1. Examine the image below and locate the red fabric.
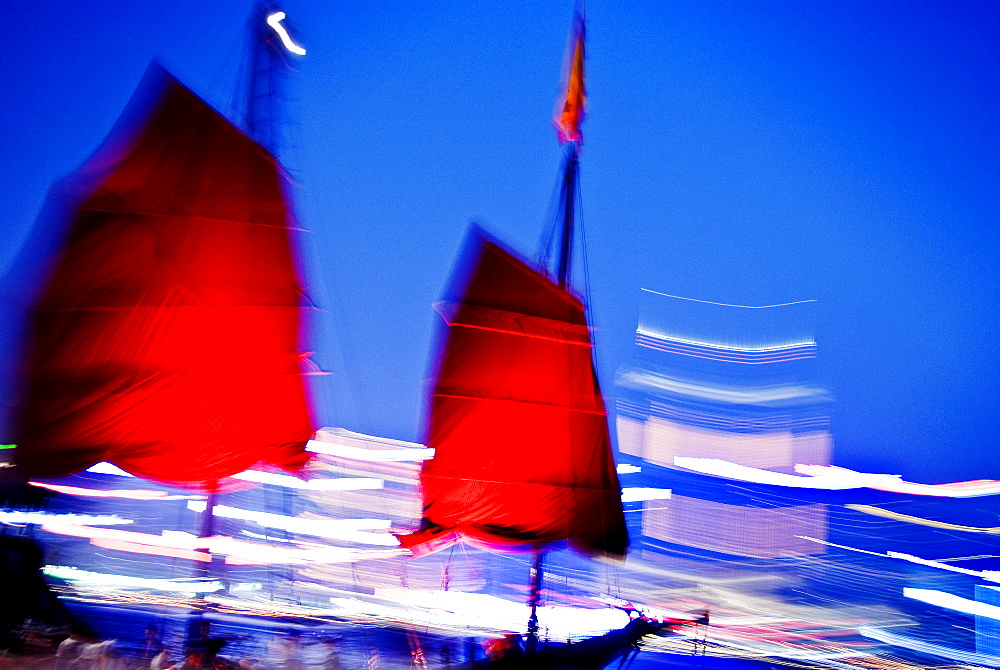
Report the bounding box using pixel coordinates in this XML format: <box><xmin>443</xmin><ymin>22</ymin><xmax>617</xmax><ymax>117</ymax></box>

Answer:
<box><xmin>12</xmin><ymin>68</ymin><xmax>315</xmax><ymax>490</ymax></box>
<box><xmin>399</xmin><ymin>233</ymin><xmax>627</xmax><ymax>558</ymax></box>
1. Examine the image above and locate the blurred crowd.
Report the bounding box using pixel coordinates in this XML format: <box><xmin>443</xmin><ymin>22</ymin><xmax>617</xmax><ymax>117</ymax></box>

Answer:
<box><xmin>0</xmin><ymin>621</ymin><xmax>348</xmax><ymax>670</ymax></box>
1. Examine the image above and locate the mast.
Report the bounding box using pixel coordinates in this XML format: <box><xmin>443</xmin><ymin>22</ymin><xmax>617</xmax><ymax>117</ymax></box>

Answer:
<box><xmin>396</xmin><ymin>6</ymin><xmax>628</xmax><ymax>657</ymax></box>
<box><xmin>242</xmin><ymin>2</ymin><xmax>306</xmax><ymax>156</ymax></box>
<box><xmin>556</xmin><ymin>145</ymin><xmax>580</xmax><ymax>290</ymax></box>
<box><xmin>529</xmin><ymin>100</ymin><xmax>580</xmax><ymax>661</ymax></box>
<box><xmin>526</xmin><ymin>549</ymin><xmax>545</xmax><ymax>653</ymax></box>
<box><xmin>529</xmin><ymin>5</ymin><xmax>585</xmax><ymax>647</ymax></box>
<box><xmin>188</xmin><ymin>5</ymin><xmax>306</xmax><ymax>640</ymax></box>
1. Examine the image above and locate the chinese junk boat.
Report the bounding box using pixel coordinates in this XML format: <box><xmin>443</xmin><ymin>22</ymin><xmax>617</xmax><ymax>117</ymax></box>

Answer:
<box><xmin>6</xmin><ymin>5</ymin><xmax>314</xmax><ymax>493</ymax></box>
<box><xmin>0</xmin><ymin>25</ymin><xmax>318</xmax><ymax>644</ymax></box>
<box><xmin>398</xmin><ymin>10</ymin><xmax>703</xmax><ymax>668</ymax></box>
<box><xmin>7</xmin><ymin>63</ymin><xmax>315</xmax><ymax>492</ymax></box>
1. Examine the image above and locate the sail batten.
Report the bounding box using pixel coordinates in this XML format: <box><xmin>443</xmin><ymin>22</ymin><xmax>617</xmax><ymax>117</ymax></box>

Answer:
<box><xmin>399</xmin><ymin>230</ymin><xmax>627</xmax><ymax>558</ymax></box>
<box><xmin>10</xmin><ymin>66</ymin><xmax>316</xmax><ymax>490</ymax></box>
<box><xmin>433</xmin><ymin>396</ymin><xmax>607</xmax><ymax>416</ymax></box>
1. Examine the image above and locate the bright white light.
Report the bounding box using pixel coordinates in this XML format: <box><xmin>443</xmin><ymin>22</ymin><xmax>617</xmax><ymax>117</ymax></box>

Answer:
<box><xmin>29</xmin><ymin>482</ymin><xmax>203</xmax><ymax>500</ymax></box>
<box><xmin>904</xmin><ymin>588</ymin><xmax>1000</xmax><ymax>620</ymax></box>
<box><xmin>331</xmin><ymin>589</ymin><xmax>631</xmax><ymax>640</ymax></box>
<box><xmin>306</xmin><ymin>439</ymin><xmax>434</xmax><ymax>462</ymax></box>
<box><xmin>266</xmin><ymin>12</ymin><xmax>306</xmax><ymax>56</ymax></box>
<box><xmin>43</xmin><ymin>565</ymin><xmax>222</xmax><ymax>594</ymax></box>
<box><xmin>42</xmin><ymin>524</ymin><xmax>404</xmax><ymax>565</ymax></box>
<box><xmin>672</xmin><ymin>458</ymin><xmax>1000</xmax><ymax>498</ymax></box>
<box><xmin>0</xmin><ymin>510</ymin><xmax>133</xmax><ymax>526</ymax></box>
<box><xmin>230</xmin><ymin>469</ymin><xmax>384</xmax><ymax>490</ymax></box>
<box><xmin>206</xmin><ymin>594</ymin><xmax>344</xmax><ymax>619</ymax></box>
<box><xmin>616</xmin><ymin>464</ymin><xmax>641</xmax><ymax>474</ymax></box>
<box><xmin>43</xmin><ymin>525</ymin><xmax>202</xmax><ymax>549</ymax></box>
<box><xmin>888</xmin><ymin>552</ymin><xmax>1000</xmax><ymax>581</ymax></box>
<box><xmin>797</xmin><ymin>464</ymin><xmax>1000</xmax><ymax>497</ymax></box>
<box><xmin>85</xmin><ymin>461</ymin><xmax>383</xmax><ymax>491</ymax></box>
<box><xmin>618</xmin><ymin>371</ymin><xmax>829</xmax><ymax>405</ymax></box>
<box><xmin>621</xmin><ymin>487</ymin><xmax>671</xmax><ymax>502</ymax></box>
<box><xmin>186</xmin><ymin>501</ymin><xmax>396</xmax><ymax>545</ymax></box>
<box><xmin>636</xmin><ymin>327</ymin><xmax>814</xmax><ymax>353</ymax></box>
<box><xmin>211</xmin><ymin>536</ymin><xmax>402</xmax><ymax>564</ymax></box>
<box><xmin>673</xmin><ymin>458</ymin><xmax>858</xmax><ymax>489</ymax></box>
<box><xmin>87</xmin><ymin>462</ymin><xmax>135</xmax><ymax>477</ymax></box>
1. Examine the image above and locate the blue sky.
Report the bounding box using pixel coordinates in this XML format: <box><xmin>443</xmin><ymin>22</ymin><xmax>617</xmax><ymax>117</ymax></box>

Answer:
<box><xmin>2</xmin><ymin>1</ymin><xmax>997</xmax><ymax>483</ymax></box>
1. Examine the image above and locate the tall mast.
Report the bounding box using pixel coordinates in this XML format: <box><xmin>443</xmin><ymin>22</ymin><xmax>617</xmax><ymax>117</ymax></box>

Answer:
<box><xmin>553</xmin><ymin>2</ymin><xmax>585</xmax><ymax>289</ymax></box>
<box><xmin>528</xmin><ymin>5</ymin><xmax>586</xmax><ymax>650</ymax></box>
<box><xmin>238</xmin><ymin>1</ymin><xmax>308</xmax><ymax>602</ymax></box>
<box><xmin>187</xmin><ymin>5</ymin><xmax>306</xmax><ymax>639</ymax></box>
<box><xmin>530</xmin><ymin>143</ymin><xmax>578</xmax><ymax>651</ymax></box>
<box><xmin>556</xmin><ymin>144</ymin><xmax>580</xmax><ymax>289</ymax></box>
<box><xmin>526</xmin><ymin>549</ymin><xmax>545</xmax><ymax>653</ymax></box>
<box><xmin>242</xmin><ymin>3</ymin><xmax>306</xmax><ymax>156</ymax></box>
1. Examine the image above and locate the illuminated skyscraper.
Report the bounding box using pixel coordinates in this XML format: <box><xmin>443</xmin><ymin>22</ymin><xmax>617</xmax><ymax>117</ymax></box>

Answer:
<box><xmin>975</xmin><ymin>585</ymin><xmax>1000</xmax><ymax>656</ymax></box>
<box><xmin>616</xmin><ymin>290</ymin><xmax>833</xmax><ymax>559</ymax></box>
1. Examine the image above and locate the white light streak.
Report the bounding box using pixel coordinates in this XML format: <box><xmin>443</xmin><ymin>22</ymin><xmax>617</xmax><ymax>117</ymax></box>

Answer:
<box><xmin>0</xmin><ymin>510</ymin><xmax>133</xmax><ymax>526</ymax></box>
<box><xmin>904</xmin><ymin>588</ymin><xmax>1000</xmax><ymax>620</ymax></box>
<box><xmin>85</xmin><ymin>461</ymin><xmax>383</xmax><ymax>491</ymax></box>
<box><xmin>230</xmin><ymin>469</ymin><xmax>384</xmax><ymax>490</ymax></box>
<box><xmin>798</xmin><ymin>536</ymin><xmax>1000</xmax><ymax>583</ymax></box>
<box><xmin>674</xmin><ymin>458</ymin><xmax>858</xmax><ymax>489</ymax></box>
<box><xmin>674</xmin><ymin>458</ymin><xmax>1000</xmax><ymax>498</ymax></box>
<box><xmin>798</xmin><ymin>464</ymin><xmax>1000</xmax><ymax>497</ymax></box>
<box><xmin>636</xmin><ymin>327</ymin><xmax>815</xmax><ymax>352</ymax></box>
<box><xmin>621</xmin><ymin>487</ymin><xmax>671</xmax><ymax>502</ymax></box>
<box><xmin>618</xmin><ymin>371</ymin><xmax>829</xmax><ymax>405</ymax></box>
<box><xmin>42</xmin><ymin>524</ymin><xmax>404</xmax><ymax>565</ymax></box>
<box><xmin>29</xmin><ymin>481</ymin><xmax>203</xmax><ymax>500</ymax></box>
<box><xmin>205</xmin><ymin>594</ymin><xmax>344</xmax><ymax>619</ymax></box>
<box><xmin>43</xmin><ymin>565</ymin><xmax>222</xmax><ymax>594</ymax></box>
<box><xmin>846</xmin><ymin>504</ymin><xmax>1000</xmax><ymax>532</ymax></box>
<box><xmin>331</xmin><ymin>589</ymin><xmax>631</xmax><ymax>640</ymax></box>
<box><xmin>87</xmin><ymin>462</ymin><xmax>135</xmax><ymax>477</ymax></box>
<box><xmin>889</xmin><ymin>551</ymin><xmax>1000</xmax><ymax>582</ymax></box>
<box><xmin>186</xmin><ymin>501</ymin><xmax>396</xmax><ymax>545</ymax></box>
<box><xmin>797</xmin><ymin>535</ymin><xmax>898</xmax><ymax>557</ymax></box>
<box><xmin>306</xmin><ymin>439</ymin><xmax>434</xmax><ymax>462</ymax></box>
<box><xmin>594</xmin><ymin>596</ymin><xmax>760</xmax><ymax>626</ymax></box>
<box><xmin>266</xmin><ymin>12</ymin><xmax>306</xmax><ymax>55</ymax></box>
<box><xmin>616</xmin><ymin>464</ymin><xmax>641</xmax><ymax>474</ymax></box>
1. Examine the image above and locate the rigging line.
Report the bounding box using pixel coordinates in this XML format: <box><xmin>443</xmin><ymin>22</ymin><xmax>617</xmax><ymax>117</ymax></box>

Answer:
<box><xmin>617</xmin><ymin>645</ymin><xmax>638</xmax><ymax>670</ymax></box>
<box><xmin>536</xmin><ymin>151</ymin><xmax>570</xmax><ymax>274</ymax></box>
<box><xmin>573</xmin><ymin>152</ymin><xmax>609</xmax><ymax>485</ymax></box>
<box><xmin>698</xmin><ymin>617</ymin><xmax>710</xmax><ymax>670</ymax></box>
<box><xmin>640</xmin><ymin>288</ymin><xmax>817</xmax><ymax>309</ymax></box>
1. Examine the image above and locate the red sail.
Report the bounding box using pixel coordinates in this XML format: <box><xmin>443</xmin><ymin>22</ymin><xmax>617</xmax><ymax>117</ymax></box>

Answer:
<box><xmin>398</xmin><ymin>231</ymin><xmax>627</xmax><ymax>558</ymax></box>
<box><xmin>10</xmin><ymin>67</ymin><xmax>315</xmax><ymax>489</ymax></box>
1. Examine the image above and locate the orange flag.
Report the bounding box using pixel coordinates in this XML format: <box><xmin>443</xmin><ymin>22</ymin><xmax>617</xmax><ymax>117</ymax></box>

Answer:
<box><xmin>555</xmin><ymin>15</ymin><xmax>585</xmax><ymax>144</ymax></box>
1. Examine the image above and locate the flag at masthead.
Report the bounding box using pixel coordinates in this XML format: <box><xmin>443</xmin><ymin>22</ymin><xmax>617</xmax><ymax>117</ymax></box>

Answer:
<box><xmin>555</xmin><ymin>9</ymin><xmax>586</xmax><ymax>145</ymax></box>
